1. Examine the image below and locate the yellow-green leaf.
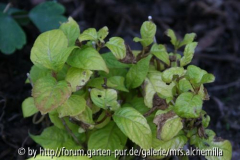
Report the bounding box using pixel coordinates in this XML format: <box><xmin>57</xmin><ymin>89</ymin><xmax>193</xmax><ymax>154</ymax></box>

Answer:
<box><xmin>90</xmin><ymin>88</ymin><xmax>120</xmax><ymax>111</ymax></box>
<box><xmin>32</xmin><ymin>76</ymin><xmax>72</xmax><ymax>114</ymax></box>
<box><xmin>88</xmin><ymin>122</ymin><xmax>127</xmax><ymax>160</ymax></box>
<box><xmin>22</xmin><ymin>97</ymin><xmax>38</xmax><ymax>118</ymax></box>
<box><xmin>56</xmin><ymin>64</ymin><xmax>70</xmax><ymax>81</ymax></box>
<box><xmin>30</xmin><ymin>29</ymin><xmax>76</xmax><ymax>71</ymax></box>
<box><xmin>65</xmin><ymin>67</ymin><xmax>93</xmax><ymax>92</ymax></box>
<box><xmin>60</xmin><ymin>17</ymin><xmax>80</xmax><ymax>46</ymax></box>
<box><xmin>48</xmin><ymin>113</ymin><xmax>79</xmax><ymax>133</ymax></box>
<box><xmin>198</xmin><ymin>84</ymin><xmax>210</xmax><ymax>100</ymax></box>
<box><xmin>162</xmin><ymin>67</ymin><xmax>185</xmax><ymax>83</ymax></box>
<box><xmin>174</xmin><ymin>92</ymin><xmax>203</xmax><ymax>118</ymax></box>
<box><xmin>101</xmin><ymin>52</ymin><xmax>130</xmax><ymax>69</ymax></box>
<box><xmin>149</xmin><ymin>117</ymin><xmax>187</xmax><ymax>159</ymax></box>
<box><xmin>78</xmin><ymin>28</ymin><xmax>97</xmax><ymax>42</ymax></box>
<box><xmin>141</xmin><ymin>21</ymin><xmax>156</xmax><ymax>39</ymax></box>
<box><xmin>97</xmin><ymin>26</ymin><xmax>109</xmax><ymax>42</ymax></box>
<box><xmin>125</xmin><ymin>96</ymin><xmax>149</xmax><ymax>115</ymax></box>
<box><xmin>178</xmin><ymin>78</ymin><xmax>194</xmax><ymax>93</ymax></box>
<box><xmin>30</xmin><ymin>126</ymin><xmax>80</xmax><ymax>149</ymax></box>
<box><xmin>126</xmin><ymin>55</ymin><xmax>152</xmax><ymax>89</ymax></box>
<box><xmin>107</xmin><ymin>76</ymin><xmax>128</xmax><ymax>92</ymax></box>
<box><xmin>166</xmin><ymin>29</ymin><xmax>178</xmax><ymax>47</ymax></box>
<box><xmin>67</xmin><ymin>47</ymin><xmax>109</xmax><ymax>73</ymax></box>
<box><xmin>113</xmin><ymin>107</ymin><xmax>152</xmax><ymax>149</ymax></box>
<box><xmin>87</xmin><ymin>76</ymin><xmax>128</xmax><ymax>92</ymax></box>
<box><xmin>106</xmin><ymin>37</ymin><xmax>126</xmax><ymax>60</ymax></box>
<box><xmin>57</xmin><ymin>95</ymin><xmax>86</xmax><ymax>117</ymax></box>
<box><xmin>144</xmin><ymin>71</ymin><xmax>175</xmax><ymax>105</ymax></box>
<box><xmin>150</xmin><ymin>44</ymin><xmax>170</xmax><ymax>66</ymax></box>
<box><xmin>74</xmin><ymin>106</ymin><xmax>94</xmax><ymax>125</ymax></box>
<box><xmin>28</xmin><ymin>65</ymin><xmax>51</xmax><ymax>84</ymax></box>
<box><xmin>143</xmin><ymin>77</ymin><xmax>156</xmax><ymax>108</ymax></box>
<box><xmin>152</xmin><ymin>133</ymin><xmax>187</xmax><ymax>159</ymax></box>
<box><xmin>153</xmin><ymin>111</ymin><xmax>183</xmax><ymax>141</ymax></box>
<box><xmin>186</xmin><ymin>65</ymin><xmax>215</xmax><ymax>87</ymax></box>
<box><xmin>180</xmin><ymin>42</ymin><xmax>198</xmax><ymax>66</ymax></box>
<box><xmin>202</xmin><ymin>110</ymin><xmax>210</xmax><ymax>128</ymax></box>
<box><xmin>179</xmin><ymin>33</ymin><xmax>196</xmax><ymax>47</ymax></box>
<box><xmin>190</xmin><ymin>129</ymin><xmax>232</xmax><ymax>160</ymax></box>
<box><xmin>134</xmin><ymin>21</ymin><xmax>156</xmax><ymax>47</ymax></box>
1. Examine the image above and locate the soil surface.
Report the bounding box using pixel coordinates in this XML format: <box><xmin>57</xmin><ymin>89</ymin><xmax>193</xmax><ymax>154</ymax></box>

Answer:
<box><xmin>0</xmin><ymin>0</ymin><xmax>240</xmax><ymax>159</ymax></box>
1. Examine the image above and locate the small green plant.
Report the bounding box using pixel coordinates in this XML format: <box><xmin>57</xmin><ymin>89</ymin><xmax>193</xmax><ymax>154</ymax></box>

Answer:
<box><xmin>22</xmin><ymin>17</ymin><xmax>232</xmax><ymax>160</ymax></box>
<box><xmin>0</xmin><ymin>1</ymin><xmax>66</xmax><ymax>54</ymax></box>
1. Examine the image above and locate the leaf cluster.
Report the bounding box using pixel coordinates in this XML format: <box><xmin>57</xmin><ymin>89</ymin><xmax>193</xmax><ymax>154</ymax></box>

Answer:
<box><xmin>22</xmin><ymin>17</ymin><xmax>232</xmax><ymax>160</ymax></box>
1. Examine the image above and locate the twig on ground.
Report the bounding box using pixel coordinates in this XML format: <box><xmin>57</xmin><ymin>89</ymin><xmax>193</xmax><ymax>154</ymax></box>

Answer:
<box><xmin>0</xmin><ymin>96</ymin><xmax>7</xmax><ymax>122</ymax></box>
<box><xmin>209</xmin><ymin>79</ymin><xmax>240</xmax><ymax>91</ymax></box>
<box><xmin>0</xmin><ymin>124</ymin><xmax>18</xmax><ymax>149</ymax></box>
<box><xmin>115</xmin><ymin>17</ymin><xmax>125</xmax><ymax>36</ymax></box>
<box><xmin>21</xmin><ymin>135</ymin><xmax>29</xmax><ymax>147</ymax></box>
<box><xmin>3</xmin><ymin>3</ymin><xmax>11</xmax><ymax>13</ymax></box>
<box><xmin>194</xmin><ymin>53</ymin><xmax>240</xmax><ymax>63</ymax></box>
<box><xmin>212</xmin><ymin>96</ymin><xmax>225</xmax><ymax>117</ymax></box>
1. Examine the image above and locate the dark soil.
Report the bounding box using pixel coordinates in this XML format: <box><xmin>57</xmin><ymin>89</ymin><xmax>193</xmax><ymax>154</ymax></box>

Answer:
<box><xmin>0</xmin><ymin>0</ymin><xmax>240</xmax><ymax>159</ymax></box>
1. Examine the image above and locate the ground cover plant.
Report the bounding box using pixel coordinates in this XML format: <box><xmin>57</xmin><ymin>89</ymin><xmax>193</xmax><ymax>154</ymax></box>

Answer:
<box><xmin>22</xmin><ymin>17</ymin><xmax>232</xmax><ymax>160</ymax></box>
<box><xmin>0</xmin><ymin>1</ymin><xmax>67</xmax><ymax>54</ymax></box>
